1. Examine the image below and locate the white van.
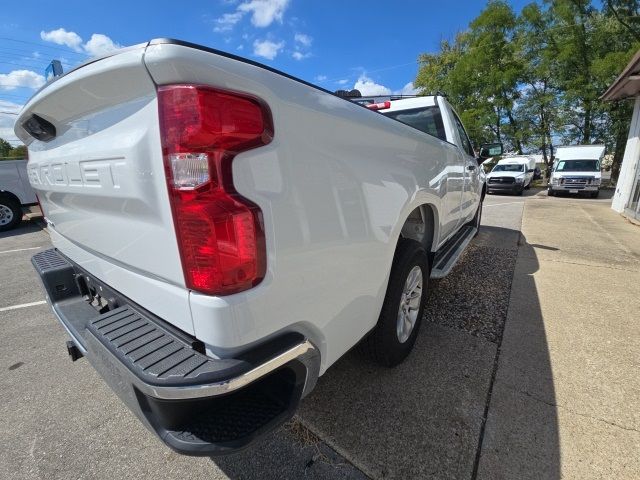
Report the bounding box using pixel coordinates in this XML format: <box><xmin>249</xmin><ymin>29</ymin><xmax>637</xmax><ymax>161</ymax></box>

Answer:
<box><xmin>548</xmin><ymin>145</ymin><xmax>605</xmax><ymax>198</ymax></box>
<box><xmin>486</xmin><ymin>156</ymin><xmax>536</xmax><ymax>195</ymax></box>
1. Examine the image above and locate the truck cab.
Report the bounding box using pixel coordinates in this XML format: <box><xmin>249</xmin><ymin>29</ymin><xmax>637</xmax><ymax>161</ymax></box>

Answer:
<box><xmin>355</xmin><ymin>95</ymin><xmax>486</xmax><ymax>240</ymax></box>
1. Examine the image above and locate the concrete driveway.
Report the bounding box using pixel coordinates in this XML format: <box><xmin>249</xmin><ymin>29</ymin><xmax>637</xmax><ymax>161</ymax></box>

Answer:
<box><xmin>0</xmin><ymin>188</ymin><xmax>638</xmax><ymax>479</ymax></box>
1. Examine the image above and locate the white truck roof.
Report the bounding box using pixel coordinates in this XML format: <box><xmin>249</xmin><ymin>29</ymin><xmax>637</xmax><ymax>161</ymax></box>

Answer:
<box><xmin>555</xmin><ymin>145</ymin><xmax>605</xmax><ymax>161</ymax></box>
<box><xmin>354</xmin><ymin>96</ymin><xmax>437</xmax><ymax>113</ymax></box>
<box><xmin>498</xmin><ymin>156</ymin><xmax>534</xmax><ymax>164</ymax></box>
<box><xmin>382</xmin><ymin>96</ymin><xmax>437</xmax><ymax>112</ymax></box>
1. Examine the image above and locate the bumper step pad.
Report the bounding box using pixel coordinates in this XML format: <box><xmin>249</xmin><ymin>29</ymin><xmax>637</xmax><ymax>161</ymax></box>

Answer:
<box><xmin>88</xmin><ymin>306</ymin><xmax>247</xmax><ymax>386</ymax></box>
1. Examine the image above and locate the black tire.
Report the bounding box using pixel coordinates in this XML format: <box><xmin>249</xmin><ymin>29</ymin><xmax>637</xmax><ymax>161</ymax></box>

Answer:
<box><xmin>517</xmin><ymin>187</ymin><xmax>524</xmax><ymax>196</ymax></box>
<box><xmin>547</xmin><ymin>188</ymin><xmax>554</xmax><ymax>197</ymax></box>
<box><xmin>0</xmin><ymin>196</ymin><xmax>22</xmax><ymax>232</ymax></box>
<box><xmin>360</xmin><ymin>239</ymin><xmax>429</xmax><ymax>367</ymax></box>
<box><xmin>590</xmin><ymin>190</ymin><xmax>599</xmax><ymax>199</ymax></box>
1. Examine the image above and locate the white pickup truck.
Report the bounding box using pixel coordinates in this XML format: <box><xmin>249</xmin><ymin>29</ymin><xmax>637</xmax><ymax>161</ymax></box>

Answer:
<box><xmin>0</xmin><ymin>159</ymin><xmax>37</xmax><ymax>231</ymax></box>
<box><xmin>15</xmin><ymin>39</ymin><xmax>499</xmax><ymax>455</ymax></box>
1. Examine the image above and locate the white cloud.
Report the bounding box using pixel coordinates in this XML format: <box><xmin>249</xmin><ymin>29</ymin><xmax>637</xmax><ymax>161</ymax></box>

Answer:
<box><xmin>0</xmin><ymin>70</ymin><xmax>45</xmax><ymax>91</ymax></box>
<box><xmin>238</xmin><ymin>0</ymin><xmax>290</xmax><ymax>27</ymax></box>
<box><xmin>292</xmin><ymin>51</ymin><xmax>310</xmax><ymax>61</ymax></box>
<box><xmin>352</xmin><ymin>75</ymin><xmax>419</xmax><ymax>97</ymax></box>
<box><xmin>337</xmin><ymin>79</ymin><xmax>349</xmax><ymax>86</ymax></box>
<box><xmin>214</xmin><ymin>12</ymin><xmax>243</xmax><ymax>32</ymax></box>
<box><xmin>0</xmin><ymin>100</ymin><xmax>23</xmax><ymax>144</ymax></box>
<box><xmin>40</xmin><ymin>28</ymin><xmax>83</xmax><ymax>52</ymax></box>
<box><xmin>397</xmin><ymin>82</ymin><xmax>418</xmax><ymax>95</ymax></box>
<box><xmin>315</xmin><ymin>75</ymin><xmax>327</xmax><ymax>82</ymax></box>
<box><xmin>41</xmin><ymin>28</ymin><xmax>121</xmax><ymax>58</ymax></box>
<box><xmin>294</xmin><ymin>33</ymin><xmax>312</xmax><ymax>47</ymax></box>
<box><xmin>353</xmin><ymin>74</ymin><xmax>391</xmax><ymax>96</ymax></box>
<box><xmin>253</xmin><ymin>39</ymin><xmax>284</xmax><ymax>60</ymax></box>
<box><xmin>83</xmin><ymin>34</ymin><xmax>122</xmax><ymax>57</ymax></box>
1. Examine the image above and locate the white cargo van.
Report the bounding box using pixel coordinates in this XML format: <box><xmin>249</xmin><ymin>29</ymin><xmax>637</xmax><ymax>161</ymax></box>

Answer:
<box><xmin>486</xmin><ymin>156</ymin><xmax>536</xmax><ymax>195</ymax></box>
<box><xmin>548</xmin><ymin>145</ymin><xmax>605</xmax><ymax>198</ymax></box>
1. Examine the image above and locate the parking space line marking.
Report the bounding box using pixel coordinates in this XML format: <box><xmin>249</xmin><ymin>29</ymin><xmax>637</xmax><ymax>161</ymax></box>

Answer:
<box><xmin>0</xmin><ymin>300</ymin><xmax>47</xmax><ymax>312</ymax></box>
<box><xmin>484</xmin><ymin>202</ymin><xmax>523</xmax><ymax>207</ymax></box>
<box><xmin>0</xmin><ymin>246</ymin><xmax>42</xmax><ymax>254</ymax></box>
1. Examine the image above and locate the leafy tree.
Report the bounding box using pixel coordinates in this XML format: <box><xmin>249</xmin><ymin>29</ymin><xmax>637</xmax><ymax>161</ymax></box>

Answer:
<box><xmin>416</xmin><ymin>1</ymin><xmax>525</xmax><ymax>152</ymax></box>
<box><xmin>8</xmin><ymin>145</ymin><xmax>27</xmax><ymax>159</ymax></box>
<box><xmin>515</xmin><ymin>3</ymin><xmax>563</xmax><ymax>164</ymax></box>
<box><xmin>0</xmin><ymin>138</ymin><xmax>12</xmax><ymax>159</ymax></box>
<box><xmin>0</xmin><ymin>139</ymin><xmax>28</xmax><ymax>160</ymax></box>
<box><xmin>414</xmin><ymin>0</ymin><xmax>640</xmax><ymax>181</ymax></box>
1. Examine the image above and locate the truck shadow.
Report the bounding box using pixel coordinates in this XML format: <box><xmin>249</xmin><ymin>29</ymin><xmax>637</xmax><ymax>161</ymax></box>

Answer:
<box><xmin>0</xmin><ymin>218</ymin><xmax>45</xmax><ymax>240</ymax></box>
<box><xmin>548</xmin><ymin>189</ymin><xmax>614</xmax><ymax>200</ymax></box>
<box><xmin>212</xmin><ymin>226</ymin><xmax>560</xmax><ymax>479</ymax></box>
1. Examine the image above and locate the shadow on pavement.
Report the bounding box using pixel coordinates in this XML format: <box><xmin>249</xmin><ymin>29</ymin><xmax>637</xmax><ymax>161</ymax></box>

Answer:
<box><xmin>246</xmin><ymin>226</ymin><xmax>560</xmax><ymax>479</ymax></box>
<box><xmin>212</xmin><ymin>425</ymin><xmax>367</xmax><ymax>480</ymax></box>
<box><xmin>475</xmin><ymin>236</ymin><xmax>560</xmax><ymax>479</ymax></box>
<box><xmin>548</xmin><ymin>189</ymin><xmax>614</xmax><ymax>200</ymax></box>
<box><xmin>0</xmin><ymin>218</ymin><xmax>44</xmax><ymax>241</ymax></box>
<box><xmin>486</xmin><ymin>188</ymin><xmax>538</xmax><ymax>198</ymax></box>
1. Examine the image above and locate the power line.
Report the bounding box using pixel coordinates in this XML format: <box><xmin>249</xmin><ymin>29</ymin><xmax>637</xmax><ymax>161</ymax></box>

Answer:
<box><xmin>0</xmin><ymin>36</ymin><xmax>88</xmax><ymax>57</ymax></box>
<box><xmin>0</xmin><ymin>61</ymin><xmax>47</xmax><ymax>70</ymax></box>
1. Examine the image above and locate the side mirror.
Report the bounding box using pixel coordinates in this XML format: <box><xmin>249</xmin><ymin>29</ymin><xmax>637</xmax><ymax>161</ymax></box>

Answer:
<box><xmin>527</xmin><ymin>169</ymin><xmax>534</xmax><ymax>173</ymax></box>
<box><xmin>478</xmin><ymin>142</ymin><xmax>503</xmax><ymax>160</ymax></box>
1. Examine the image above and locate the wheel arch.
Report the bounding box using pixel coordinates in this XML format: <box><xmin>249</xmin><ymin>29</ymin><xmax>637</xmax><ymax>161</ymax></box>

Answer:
<box><xmin>0</xmin><ymin>190</ymin><xmax>21</xmax><ymax>206</ymax></box>
<box><xmin>398</xmin><ymin>203</ymin><xmax>439</xmax><ymax>256</ymax></box>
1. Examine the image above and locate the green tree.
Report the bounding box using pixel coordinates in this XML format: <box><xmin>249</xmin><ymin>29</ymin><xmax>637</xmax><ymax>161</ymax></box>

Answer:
<box><xmin>599</xmin><ymin>0</ymin><xmax>640</xmax><ymax>180</ymax></box>
<box><xmin>515</xmin><ymin>3</ymin><xmax>563</xmax><ymax>165</ymax></box>
<box><xmin>416</xmin><ymin>1</ymin><xmax>525</xmax><ymax>152</ymax></box>
<box><xmin>8</xmin><ymin>144</ymin><xmax>27</xmax><ymax>159</ymax></box>
<box><xmin>0</xmin><ymin>139</ymin><xmax>28</xmax><ymax>161</ymax></box>
<box><xmin>0</xmin><ymin>138</ymin><xmax>12</xmax><ymax>159</ymax></box>
<box><xmin>414</xmin><ymin>0</ymin><xmax>639</xmax><ymax>178</ymax></box>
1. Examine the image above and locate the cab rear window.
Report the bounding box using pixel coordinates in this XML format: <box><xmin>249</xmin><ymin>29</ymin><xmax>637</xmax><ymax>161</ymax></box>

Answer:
<box><xmin>383</xmin><ymin>106</ymin><xmax>446</xmax><ymax>141</ymax></box>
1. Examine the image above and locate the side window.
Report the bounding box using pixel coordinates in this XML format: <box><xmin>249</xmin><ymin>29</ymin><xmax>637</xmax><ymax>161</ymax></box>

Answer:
<box><xmin>451</xmin><ymin>111</ymin><xmax>474</xmax><ymax>157</ymax></box>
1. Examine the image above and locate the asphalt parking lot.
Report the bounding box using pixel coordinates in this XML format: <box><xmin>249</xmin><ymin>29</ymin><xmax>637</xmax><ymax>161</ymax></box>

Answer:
<box><xmin>1</xmin><ymin>188</ymin><xmax>638</xmax><ymax>480</ymax></box>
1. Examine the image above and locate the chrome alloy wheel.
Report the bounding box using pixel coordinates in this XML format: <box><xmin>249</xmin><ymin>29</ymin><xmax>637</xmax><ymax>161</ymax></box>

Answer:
<box><xmin>0</xmin><ymin>204</ymin><xmax>13</xmax><ymax>226</ymax></box>
<box><xmin>396</xmin><ymin>265</ymin><xmax>423</xmax><ymax>343</ymax></box>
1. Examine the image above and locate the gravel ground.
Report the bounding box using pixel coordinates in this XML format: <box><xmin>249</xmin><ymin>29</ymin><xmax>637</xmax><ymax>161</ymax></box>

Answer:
<box><xmin>424</xmin><ymin>244</ymin><xmax>518</xmax><ymax>344</ymax></box>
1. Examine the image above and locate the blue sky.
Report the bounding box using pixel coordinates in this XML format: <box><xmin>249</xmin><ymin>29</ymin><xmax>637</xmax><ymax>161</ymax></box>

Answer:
<box><xmin>0</xmin><ymin>0</ymin><xmax>532</xmax><ymax>144</ymax></box>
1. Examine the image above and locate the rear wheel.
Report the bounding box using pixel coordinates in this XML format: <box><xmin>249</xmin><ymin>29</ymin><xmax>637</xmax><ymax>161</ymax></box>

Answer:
<box><xmin>548</xmin><ymin>188</ymin><xmax>554</xmax><ymax>197</ymax></box>
<box><xmin>0</xmin><ymin>196</ymin><xmax>21</xmax><ymax>232</ymax></box>
<box><xmin>360</xmin><ymin>239</ymin><xmax>429</xmax><ymax>367</ymax></box>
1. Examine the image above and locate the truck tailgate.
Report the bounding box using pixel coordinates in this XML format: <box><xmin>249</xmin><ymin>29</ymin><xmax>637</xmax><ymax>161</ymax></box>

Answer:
<box><xmin>15</xmin><ymin>46</ymin><xmax>193</xmax><ymax>334</ymax></box>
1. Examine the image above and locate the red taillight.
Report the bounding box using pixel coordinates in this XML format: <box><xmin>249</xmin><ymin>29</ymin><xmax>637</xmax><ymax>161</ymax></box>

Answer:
<box><xmin>158</xmin><ymin>85</ymin><xmax>272</xmax><ymax>296</ymax></box>
<box><xmin>366</xmin><ymin>101</ymin><xmax>391</xmax><ymax>111</ymax></box>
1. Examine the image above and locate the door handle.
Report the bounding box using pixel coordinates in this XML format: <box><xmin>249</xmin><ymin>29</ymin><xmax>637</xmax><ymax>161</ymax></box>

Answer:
<box><xmin>467</xmin><ymin>165</ymin><xmax>476</xmax><ymax>171</ymax></box>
